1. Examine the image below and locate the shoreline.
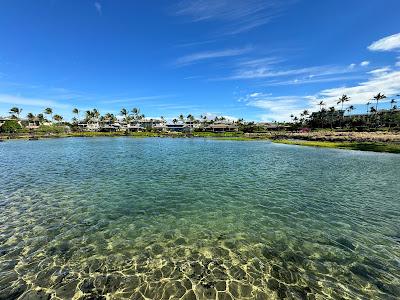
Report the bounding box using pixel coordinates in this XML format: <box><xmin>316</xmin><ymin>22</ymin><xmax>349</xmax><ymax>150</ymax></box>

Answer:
<box><xmin>1</xmin><ymin>131</ymin><xmax>400</xmax><ymax>154</ymax></box>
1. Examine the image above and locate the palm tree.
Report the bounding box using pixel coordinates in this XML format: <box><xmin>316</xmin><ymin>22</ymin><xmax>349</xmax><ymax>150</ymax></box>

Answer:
<box><xmin>9</xmin><ymin>107</ymin><xmax>23</xmax><ymax>119</ymax></box>
<box><xmin>120</xmin><ymin>108</ymin><xmax>128</xmax><ymax>118</ymax></box>
<box><xmin>85</xmin><ymin>110</ymin><xmax>93</xmax><ymax>122</ymax></box>
<box><xmin>131</xmin><ymin>108</ymin><xmax>140</xmax><ymax>120</ymax></box>
<box><xmin>346</xmin><ymin>105</ymin><xmax>355</xmax><ymax>127</ymax></box>
<box><xmin>366</xmin><ymin>101</ymin><xmax>371</xmax><ymax>114</ymax></box>
<box><xmin>390</xmin><ymin>99</ymin><xmax>397</xmax><ymax>110</ymax></box>
<box><xmin>92</xmin><ymin>109</ymin><xmax>100</xmax><ymax>120</ymax></box>
<box><xmin>373</xmin><ymin>93</ymin><xmax>386</xmax><ymax>111</ymax></box>
<box><xmin>328</xmin><ymin>106</ymin><xmax>336</xmax><ymax>129</ymax></box>
<box><xmin>72</xmin><ymin>108</ymin><xmax>80</xmax><ymax>121</ymax></box>
<box><xmin>347</xmin><ymin>105</ymin><xmax>355</xmax><ymax>114</ymax></box>
<box><xmin>26</xmin><ymin>113</ymin><xmax>35</xmax><ymax>121</ymax></box>
<box><xmin>120</xmin><ymin>108</ymin><xmax>129</xmax><ymax>124</ymax></box>
<box><xmin>337</xmin><ymin>95</ymin><xmax>350</xmax><ymax>127</ymax></box>
<box><xmin>37</xmin><ymin>113</ymin><xmax>45</xmax><ymax>124</ymax></box>
<box><xmin>44</xmin><ymin>107</ymin><xmax>53</xmax><ymax>122</ymax></box>
<box><xmin>53</xmin><ymin>114</ymin><xmax>63</xmax><ymax>123</ymax></box>
<box><xmin>320</xmin><ymin>108</ymin><xmax>327</xmax><ymax>128</ymax></box>
<box><xmin>172</xmin><ymin>118</ymin><xmax>178</xmax><ymax>124</ymax></box>
<box><xmin>337</xmin><ymin>94</ymin><xmax>350</xmax><ymax>111</ymax></box>
<box><xmin>301</xmin><ymin>110</ymin><xmax>309</xmax><ymax>125</ymax></box>
<box><xmin>318</xmin><ymin>100</ymin><xmax>326</xmax><ymax>111</ymax></box>
<box><xmin>179</xmin><ymin>114</ymin><xmax>184</xmax><ymax>122</ymax></box>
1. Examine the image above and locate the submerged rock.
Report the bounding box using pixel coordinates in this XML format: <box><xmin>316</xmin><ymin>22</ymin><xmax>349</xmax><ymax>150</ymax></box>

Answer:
<box><xmin>335</xmin><ymin>237</ymin><xmax>356</xmax><ymax>251</ymax></box>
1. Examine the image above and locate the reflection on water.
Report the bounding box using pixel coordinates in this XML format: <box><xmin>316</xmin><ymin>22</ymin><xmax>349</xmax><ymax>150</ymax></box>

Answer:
<box><xmin>0</xmin><ymin>138</ymin><xmax>399</xmax><ymax>299</ymax></box>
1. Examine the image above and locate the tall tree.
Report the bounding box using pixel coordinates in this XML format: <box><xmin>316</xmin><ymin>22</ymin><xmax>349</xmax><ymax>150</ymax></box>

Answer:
<box><xmin>390</xmin><ymin>99</ymin><xmax>397</xmax><ymax>109</ymax></box>
<box><xmin>72</xmin><ymin>108</ymin><xmax>80</xmax><ymax>121</ymax></box>
<box><xmin>337</xmin><ymin>94</ymin><xmax>350</xmax><ymax>111</ymax></box>
<box><xmin>26</xmin><ymin>113</ymin><xmax>35</xmax><ymax>121</ymax></box>
<box><xmin>318</xmin><ymin>100</ymin><xmax>326</xmax><ymax>111</ymax></box>
<box><xmin>9</xmin><ymin>107</ymin><xmax>23</xmax><ymax>119</ymax></box>
<box><xmin>37</xmin><ymin>113</ymin><xmax>45</xmax><ymax>124</ymax></box>
<box><xmin>366</xmin><ymin>101</ymin><xmax>371</xmax><ymax>114</ymax></box>
<box><xmin>44</xmin><ymin>107</ymin><xmax>53</xmax><ymax>122</ymax></box>
<box><xmin>53</xmin><ymin>114</ymin><xmax>63</xmax><ymax>123</ymax></box>
<box><xmin>373</xmin><ymin>93</ymin><xmax>386</xmax><ymax>111</ymax></box>
<box><xmin>337</xmin><ymin>95</ymin><xmax>350</xmax><ymax>127</ymax></box>
<box><xmin>131</xmin><ymin>108</ymin><xmax>140</xmax><ymax>120</ymax></box>
<box><xmin>328</xmin><ymin>106</ymin><xmax>335</xmax><ymax>129</ymax></box>
<box><xmin>120</xmin><ymin>108</ymin><xmax>129</xmax><ymax>123</ymax></box>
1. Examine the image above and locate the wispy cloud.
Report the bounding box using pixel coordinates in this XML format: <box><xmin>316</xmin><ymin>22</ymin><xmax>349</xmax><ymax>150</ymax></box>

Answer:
<box><xmin>94</xmin><ymin>2</ymin><xmax>102</xmax><ymax>15</ymax></box>
<box><xmin>368</xmin><ymin>33</ymin><xmax>400</xmax><ymax>52</ymax></box>
<box><xmin>262</xmin><ymin>74</ymin><xmax>366</xmax><ymax>86</ymax></box>
<box><xmin>218</xmin><ymin>61</ymin><xmax>358</xmax><ymax>83</ymax></box>
<box><xmin>101</xmin><ymin>95</ymin><xmax>175</xmax><ymax>104</ymax></box>
<box><xmin>174</xmin><ymin>47</ymin><xmax>251</xmax><ymax>66</ymax></box>
<box><xmin>0</xmin><ymin>94</ymin><xmax>70</xmax><ymax>109</ymax></box>
<box><xmin>172</xmin><ymin>0</ymin><xmax>296</xmax><ymax>35</ymax></box>
<box><xmin>360</xmin><ymin>61</ymin><xmax>370</xmax><ymax>67</ymax></box>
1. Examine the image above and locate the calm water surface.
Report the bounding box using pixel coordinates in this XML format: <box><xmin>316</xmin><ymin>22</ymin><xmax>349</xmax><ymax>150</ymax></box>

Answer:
<box><xmin>0</xmin><ymin>137</ymin><xmax>399</xmax><ymax>300</ymax></box>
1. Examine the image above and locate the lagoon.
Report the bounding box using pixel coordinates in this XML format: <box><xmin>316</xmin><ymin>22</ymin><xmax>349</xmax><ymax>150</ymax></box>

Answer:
<box><xmin>0</xmin><ymin>137</ymin><xmax>399</xmax><ymax>299</ymax></box>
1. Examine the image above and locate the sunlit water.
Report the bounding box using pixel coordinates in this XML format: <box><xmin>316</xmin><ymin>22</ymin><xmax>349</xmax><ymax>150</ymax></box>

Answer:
<box><xmin>0</xmin><ymin>137</ymin><xmax>399</xmax><ymax>300</ymax></box>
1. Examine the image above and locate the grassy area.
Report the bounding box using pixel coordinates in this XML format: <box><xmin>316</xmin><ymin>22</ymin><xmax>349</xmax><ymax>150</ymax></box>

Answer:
<box><xmin>273</xmin><ymin>139</ymin><xmax>400</xmax><ymax>154</ymax></box>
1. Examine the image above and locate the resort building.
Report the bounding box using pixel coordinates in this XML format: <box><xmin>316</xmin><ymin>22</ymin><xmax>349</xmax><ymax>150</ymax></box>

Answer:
<box><xmin>206</xmin><ymin>122</ymin><xmax>238</xmax><ymax>132</ymax></box>
<box><xmin>166</xmin><ymin>122</ymin><xmax>186</xmax><ymax>132</ymax></box>
<box><xmin>78</xmin><ymin>122</ymin><xmax>101</xmax><ymax>131</ymax></box>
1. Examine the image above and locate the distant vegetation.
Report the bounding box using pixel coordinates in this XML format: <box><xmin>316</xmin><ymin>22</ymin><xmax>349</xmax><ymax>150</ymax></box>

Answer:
<box><xmin>1</xmin><ymin>93</ymin><xmax>400</xmax><ymax>136</ymax></box>
<box><xmin>290</xmin><ymin>93</ymin><xmax>400</xmax><ymax>131</ymax></box>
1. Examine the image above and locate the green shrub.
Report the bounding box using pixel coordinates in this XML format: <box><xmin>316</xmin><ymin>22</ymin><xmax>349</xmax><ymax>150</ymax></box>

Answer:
<box><xmin>0</xmin><ymin>120</ymin><xmax>22</xmax><ymax>133</ymax></box>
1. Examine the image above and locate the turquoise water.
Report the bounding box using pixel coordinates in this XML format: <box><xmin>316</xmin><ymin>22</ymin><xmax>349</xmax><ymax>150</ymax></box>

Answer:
<box><xmin>0</xmin><ymin>137</ymin><xmax>399</xmax><ymax>300</ymax></box>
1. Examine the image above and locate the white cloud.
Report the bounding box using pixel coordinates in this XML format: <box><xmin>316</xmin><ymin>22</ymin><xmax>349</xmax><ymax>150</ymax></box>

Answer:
<box><xmin>94</xmin><ymin>2</ymin><xmax>102</xmax><ymax>15</ymax></box>
<box><xmin>349</xmin><ymin>63</ymin><xmax>356</xmax><ymax>69</ymax></box>
<box><xmin>241</xmin><ymin>68</ymin><xmax>400</xmax><ymax>121</ymax></box>
<box><xmin>368</xmin><ymin>67</ymin><xmax>391</xmax><ymax>75</ymax></box>
<box><xmin>396</xmin><ymin>57</ymin><xmax>400</xmax><ymax>67</ymax></box>
<box><xmin>202</xmin><ymin>112</ymin><xmax>238</xmax><ymax>121</ymax></box>
<box><xmin>240</xmin><ymin>92</ymin><xmax>316</xmax><ymax>122</ymax></box>
<box><xmin>174</xmin><ymin>47</ymin><xmax>251</xmax><ymax>66</ymax></box>
<box><xmin>368</xmin><ymin>33</ymin><xmax>400</xmax><ymax>52</ymax></box>
<box><xmin>360</xmin><ymin>61</ymin><xmax>370</xmax><ymax>67</ymax></box>
<box><xmin>0</xmin><ymin>94</ymin><xmax>70</xmax><ymax>109</ymax></box>
<box><xmin>319</xmin><ymin>70</ymin><xmax>400</xmax><ymax>106</ymax></box>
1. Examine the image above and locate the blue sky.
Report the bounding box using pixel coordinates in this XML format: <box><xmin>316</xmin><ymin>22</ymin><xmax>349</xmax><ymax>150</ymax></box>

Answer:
<box><xmin>0</xmin><ymin>0</ymin><xmax>400</xmax><ymax>121</ymax></box>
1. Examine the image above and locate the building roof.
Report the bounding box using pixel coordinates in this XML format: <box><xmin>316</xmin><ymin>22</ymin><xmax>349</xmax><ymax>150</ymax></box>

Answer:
<box><xmin>208</xmin><ymin>123</ymin><xmax>238</xmax><ymax>129</ymax></box>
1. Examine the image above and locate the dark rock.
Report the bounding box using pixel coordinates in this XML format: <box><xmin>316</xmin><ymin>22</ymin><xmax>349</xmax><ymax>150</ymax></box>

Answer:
<box><xmin>19</xmin><ymin>289</ymin><xmax>51</xmax><ymax>300</ymax></box>
<box><xmin>335</xmin><ymin>237</ymin><xmax>355</xmax><ymax>251</ymax></box>
<box><xmin>349</xmin><ymin>264</ymin><xmax>373</xmax><ymax>279</ymax></box>
<box><xmin>262</xmin><ymin>247</ymin><xmax>278</xmax><ymax>260</ymax></box>
<box><xmin>175</xmin><ymin>237</ymin><xmax>186</xmax><ymax>245</ymax></box>
<box><xmin>267</xmin><ymin>278</ymin><xmax>287</xmax><ymax>299</ymax></box>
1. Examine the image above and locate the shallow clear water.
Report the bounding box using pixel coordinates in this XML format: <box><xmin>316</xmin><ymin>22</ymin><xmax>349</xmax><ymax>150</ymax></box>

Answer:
<box><xmin>0</xmin><ymin>137</ymin><xmax>399</xmax><ymax>300</ymax></box>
